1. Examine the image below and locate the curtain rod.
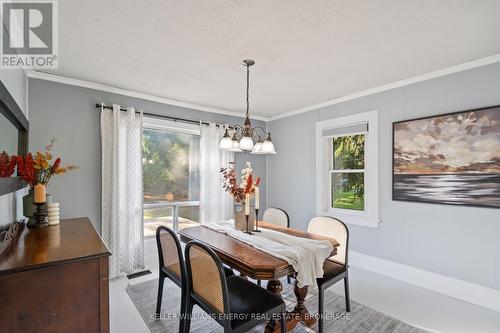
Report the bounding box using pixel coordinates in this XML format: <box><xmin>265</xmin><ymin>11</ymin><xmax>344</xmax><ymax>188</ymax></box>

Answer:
<box><xmin>95</xmin><ymin>103</ymin><xmax>228</xmax><ymax>127</ymax></box>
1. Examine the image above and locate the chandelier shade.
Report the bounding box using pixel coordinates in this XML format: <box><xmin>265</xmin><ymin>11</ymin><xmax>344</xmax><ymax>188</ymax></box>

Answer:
<box><xmin>229</xmin><ymin>133</ymin><xmax>242</xmax><ymax>152</ymax></box>
<box><xmin>219</xmin><ymin>128</ymin><xmax>233</xmax><ymax>150</ymax></box>
<box><xmin>239</xmin><ymin>135</ymin><xmax>254</xmax><ymax>151</ymax></box>
<box><xmin>262</xmin><ymin>139</ymin><xmax>276</xmax><ymax>154</ymax></box>
<box><xmin>251</xmin><ymin>141</ymin><xmax>263</xmax><ymax>154</ymax></box>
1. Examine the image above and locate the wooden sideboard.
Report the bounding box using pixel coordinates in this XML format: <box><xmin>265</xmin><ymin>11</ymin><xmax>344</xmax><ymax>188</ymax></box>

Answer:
<box><xmin>0</xmin><ymin>217</ymin><xmax>111</xmax><ymax>333</ymax></box>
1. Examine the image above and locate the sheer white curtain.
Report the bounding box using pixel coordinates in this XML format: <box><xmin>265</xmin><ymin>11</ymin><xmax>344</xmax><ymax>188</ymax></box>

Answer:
<box><xmin>200</xmin><ymin>124</ymin><xmax>234</xmax><ymax>224</ymax></box>
<box><xmin>101</xmin><ymin>104</ymin><xmax>144</xmax><ymax>278</ymax></box>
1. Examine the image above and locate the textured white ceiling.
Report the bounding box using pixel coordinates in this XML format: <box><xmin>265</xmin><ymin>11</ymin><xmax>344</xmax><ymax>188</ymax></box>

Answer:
<box><xmin>44</xmin><ymin>0</ymin><xmax>500</xmax><ymax>118</ymax></box>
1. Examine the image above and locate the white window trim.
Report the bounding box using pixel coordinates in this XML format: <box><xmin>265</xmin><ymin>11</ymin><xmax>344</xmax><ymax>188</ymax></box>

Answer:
<box><xmin>143</xmin><ymin>116</ymin><xmax>200</xmax><ymax>135</ymax></box>
<box><xmin>315</xmin><ymin>110</ymin><xmax>380</xmax><ymax>228</ymax></box>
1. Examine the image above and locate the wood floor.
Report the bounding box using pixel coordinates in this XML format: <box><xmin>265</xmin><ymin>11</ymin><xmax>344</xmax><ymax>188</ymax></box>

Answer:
<box><xmin>110</xmin><ymin>265</ymin><xmax>500</xmax><ymax>333</ymax></box>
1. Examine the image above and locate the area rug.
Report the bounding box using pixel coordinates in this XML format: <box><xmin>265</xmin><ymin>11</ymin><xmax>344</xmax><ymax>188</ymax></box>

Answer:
<box><xmin>126</xmin><ymin>277</ymin><xmax>427</xmax><ymax>333</ymax></box>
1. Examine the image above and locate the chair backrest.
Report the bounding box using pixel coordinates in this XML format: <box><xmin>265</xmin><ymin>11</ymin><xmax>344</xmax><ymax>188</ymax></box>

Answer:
<box><xmin>307</xmin><ymin>216</ymin><xmax>349</xmax><ymax>266</ymax></box>
<box><xmin>185</xmin><ymin>241</ymin><xmax>229</xmax><ymax>315</ymax></box>
<box><xmin>156</xmin><ymin>226</ymin><xmax>184</xmax><ymax>282</ymax></box>
<box><xmin>262</xmin><ymin>207</ymin><xmax>290</xmax><ymax>228</ymax></box>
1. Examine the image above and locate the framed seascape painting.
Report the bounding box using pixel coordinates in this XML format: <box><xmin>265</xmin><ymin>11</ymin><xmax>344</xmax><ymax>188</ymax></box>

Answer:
<box><xmin>393</xmin><ymin>105</ymin><xmax>500</xmax><ymax>208</ymax></box>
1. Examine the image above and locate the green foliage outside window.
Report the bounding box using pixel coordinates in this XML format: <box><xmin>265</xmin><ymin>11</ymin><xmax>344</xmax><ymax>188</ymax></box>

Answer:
<box><xmin>332</xmin><ymin>134</ymin><xmax>365</xmax><ymax>211</ymax></box>
<box><xmin>142</xmin><ymin>129</ymin><xmax>200</xmax><ymax>202</ymax></box>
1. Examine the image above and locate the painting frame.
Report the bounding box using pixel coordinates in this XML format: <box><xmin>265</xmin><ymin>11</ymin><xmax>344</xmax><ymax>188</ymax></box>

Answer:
<box><xmin>392</xmin><ymin>104</ymin><xmax>500</xmax><ymax>209</ymax></box>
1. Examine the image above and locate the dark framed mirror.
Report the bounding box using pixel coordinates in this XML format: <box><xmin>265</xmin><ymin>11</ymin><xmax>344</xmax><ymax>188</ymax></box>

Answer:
<box><xmin>0</xmin><ymin>80</ymin><xmax>29</xmax><ymax>196</ymax></box>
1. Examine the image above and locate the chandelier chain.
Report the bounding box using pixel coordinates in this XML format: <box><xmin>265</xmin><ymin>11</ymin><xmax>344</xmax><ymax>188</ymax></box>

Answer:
<box><xmin>246</xmin><ymin>63</ymin><xmax>250</xmax><ymax>117</ymax></box>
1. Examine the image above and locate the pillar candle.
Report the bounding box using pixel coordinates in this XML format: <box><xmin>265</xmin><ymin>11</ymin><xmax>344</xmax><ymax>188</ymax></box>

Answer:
<box><xmin>34</xmin><ymin>183</ymin><xmax>46</xmax><ymax>203</ymax></box>
<box><xmin>254</xmin><ymin>186</ymin><xmax>259</xmax><ymax>210</ymax></box>
<box><xmin>245</xmin><ymin>193</ymin><xmax>250</xmax><ymax>215</ymax></box>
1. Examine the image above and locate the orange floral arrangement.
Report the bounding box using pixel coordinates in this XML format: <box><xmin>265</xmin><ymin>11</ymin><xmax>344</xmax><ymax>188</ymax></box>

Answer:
<box><xmin>220</xmin><ymin>162</ymin><xmax>260</xmax><ymax>204</ymax></box>
<box><xmin>17</xmin><ymin>139</ymin><xmax>78</xmax><ymax>187</ymax></box>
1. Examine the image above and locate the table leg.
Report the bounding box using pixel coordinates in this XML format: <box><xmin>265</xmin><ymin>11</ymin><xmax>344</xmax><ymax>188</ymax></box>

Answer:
<box><xmin>265</xmin><ymin>280</ymin><xmax>283</xmax><ymax>333</ymax></box>
<box><xmin>264</xmin><ymin>279</ymin><xmax>316</xmax><ymax>333</ymax></box>
<box><xmin>291</xmin><ymin>281</ymin><xmax>316</xmax><ymax>328</ymax></box>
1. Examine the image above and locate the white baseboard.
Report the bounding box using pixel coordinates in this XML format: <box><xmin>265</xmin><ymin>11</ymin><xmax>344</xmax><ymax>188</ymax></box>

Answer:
<box><xmin>349</xmin><ymin>251</ymin><xmax>500</xmax><ymax>313</ymax></box>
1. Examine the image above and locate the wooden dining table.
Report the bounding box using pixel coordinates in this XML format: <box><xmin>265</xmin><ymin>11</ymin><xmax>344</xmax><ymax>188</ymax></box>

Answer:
<box><xmin>178</xmin><ymin>221</ymin><xmax>340</xmax><ymax>333</ymax></box>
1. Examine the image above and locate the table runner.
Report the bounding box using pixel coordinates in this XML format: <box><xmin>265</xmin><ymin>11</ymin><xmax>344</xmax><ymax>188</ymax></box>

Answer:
<box><xmin>204</xmin><ymin>220</ymin><xmax>333</xmax><ymax>289</ymax></box>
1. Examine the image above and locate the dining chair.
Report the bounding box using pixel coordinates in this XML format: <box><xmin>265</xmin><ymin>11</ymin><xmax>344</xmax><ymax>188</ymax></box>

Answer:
<box><xmin>155</xmin><ymin>226</ymin><xmax>188</xmax><ymax>331</ymax></box>
<box><xmin>182</xmin><ymin>241</ymin><xmax>286</xmax><ymax>333</ymax></box>
<box><xmin>262</xmin><ymin>207</ymin><xmax>290</xmax><ymax>228</ymax></box>
<box><xmin>308</xmin><ymin>216</ymin><xmax>350</xmax><ymax>333</ymax></box>
<box><xmin>155</xmin><ymin>226</ymin><xmax>234</xmax><ymax>331</ymax></box>
<box><xmin>259</xmin><ymin>207</ymin><xmax>291</xmax><ymax>286</ymax></box>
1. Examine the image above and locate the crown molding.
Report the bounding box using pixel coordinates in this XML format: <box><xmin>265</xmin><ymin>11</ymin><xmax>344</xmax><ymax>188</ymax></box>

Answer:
<box><xmin>26</xmin><ymin>70</ymin><xmax>269</xmax><ymax>121</ymax></box>
<box><xmin>268</xmin><ymin>53</ymin><xmax>500</xmax><ymax>121</ymax></box>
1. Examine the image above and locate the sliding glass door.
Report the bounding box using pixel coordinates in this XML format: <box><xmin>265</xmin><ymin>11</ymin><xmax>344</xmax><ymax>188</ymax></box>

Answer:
<box><xmin>142</xmin><ymin>120</ymin><xmax>200</xmax><ymax>237</ymax></box>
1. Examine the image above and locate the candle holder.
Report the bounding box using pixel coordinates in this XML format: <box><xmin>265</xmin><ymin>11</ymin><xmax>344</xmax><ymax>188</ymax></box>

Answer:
<box><xmin>244</xmin><ymin>214</ymin><xmax>253</xmax><ymax>235</ymax></box>
<box><xmin>30</xmin><ymin>202</ymin><xmax>48</xmax><ymax>228</ymax></box>
<box><xmin>253</xmin><ymin>208</ymin><xmax>261</xmax><ymax>232</ymax></box>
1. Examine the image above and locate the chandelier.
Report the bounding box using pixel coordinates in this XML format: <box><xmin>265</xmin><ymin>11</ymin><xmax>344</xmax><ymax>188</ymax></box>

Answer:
<box><xmin>219</xmin><ymin>60</ymin><xmax>276</xmax><ymax>154</ymax></box>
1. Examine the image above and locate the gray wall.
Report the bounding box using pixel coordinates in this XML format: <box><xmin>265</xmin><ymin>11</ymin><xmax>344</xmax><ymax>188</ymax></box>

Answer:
<box><xmin>28</xmin><ymin>78</ymin><xmax>267</xmax><ymax>231</ymax></box>
<box><xmin>267</xmin><ymin>62</ymin><xmax>500</xmax><ymax>290</ymax></box>
<box><xmin>0</xmin><ymin>68</ymin><xmax>27</xmax><ymax>114</ymax></box>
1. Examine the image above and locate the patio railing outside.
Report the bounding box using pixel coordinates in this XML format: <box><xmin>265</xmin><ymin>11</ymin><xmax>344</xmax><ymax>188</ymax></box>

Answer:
<box><xmin>143</xmin><ymin>201</ymin><xmax>200</xmax><ymax>237</ymax></box>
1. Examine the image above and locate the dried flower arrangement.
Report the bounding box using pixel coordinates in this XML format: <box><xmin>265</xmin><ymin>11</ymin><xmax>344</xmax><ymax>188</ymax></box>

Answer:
<box><xmin>220</xmin><ymin>161</ymin><xmax>260</xmax><ymax>204</ymax></box>
<box><xmin>17</xmin><ymin>139</ymin><xmax>78</xmax><ymax>187</ymax></box>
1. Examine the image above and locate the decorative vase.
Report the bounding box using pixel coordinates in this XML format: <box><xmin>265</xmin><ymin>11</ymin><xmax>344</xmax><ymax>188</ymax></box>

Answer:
<box><xmin>234</xmin><ymin>204</ymin><xmax>255</xmax><ymax>232</ymax></box>
<box><xmin>23</xmin><ymin>189</ymin><xmax>50</xmax><ymax>225</ymax></box>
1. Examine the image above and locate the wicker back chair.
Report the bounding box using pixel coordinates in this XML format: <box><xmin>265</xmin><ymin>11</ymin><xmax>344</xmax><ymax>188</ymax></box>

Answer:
<box><xmin>155</xmin><ymin>226</ymin><xmax>188</xmax><ymax>331</ymax></box>
<box><xmin>307</xmin><ymin>216</ymin><xmax>350</xmax><ymax>333</ymax></box>
<box><xmin>183</xmin><ymin>241</ymin><xmax>286</xmax><ymax>333</ymax></box>
<box><xmin>157</xmin><ymin>226</ymin><xmax>185</xmax><ymax>282</ymax></box>
<box><xmin>186</xmin><ymin>243</ymin><xmax>227</xmax><ymax>313</ymax></box>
